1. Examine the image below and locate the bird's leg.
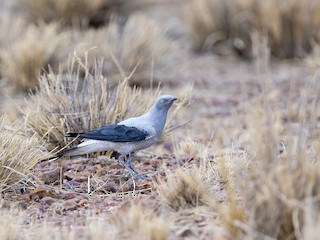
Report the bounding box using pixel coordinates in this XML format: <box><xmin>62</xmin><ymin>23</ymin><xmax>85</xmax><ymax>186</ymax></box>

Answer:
<box><xmin>118</xmin><ymin>154</ymin><xmax>138</xmax><ymax>178</ymax></box>
<box><xmin>127</xmin><ymin>152</ymin><xmax>137</xmax><ymax>173</ymax></box>
<box><xmin>127</xmin><ymin>153</ymin><xmax>146</xmax><ymax>180</ymax></box>
<box><xmin>117</xmin><ymin>154</ymin><xmax>126</xmax><ymax>168</ymax></box>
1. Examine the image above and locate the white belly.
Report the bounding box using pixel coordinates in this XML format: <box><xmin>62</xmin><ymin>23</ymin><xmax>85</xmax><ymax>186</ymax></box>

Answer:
<box><xmin>77</xmin><ymin>136</ymin><xmax>158</xmax><ymax>155</ymax></box>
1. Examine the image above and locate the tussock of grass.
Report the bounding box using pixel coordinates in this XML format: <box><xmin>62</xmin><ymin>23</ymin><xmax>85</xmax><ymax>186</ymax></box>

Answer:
<box><xmin>203</xmin><ymin>150</ymin><xmax>247</xmax><ymax>239</ymax></box>
<box><xmin>65</xmin><ymin>13</ymin><xmax>182</xmax><ymax>87</ymax></box>
<box><xmin>102</xmin><ymin>14</ymin><xmax>181</xmax><ymax>87</ymax></box>
<box><xmin>184</xmin><ymin>0</ymin><xmax>320</xmax><ymax>58</ymax></box>
<box><xmin>1</xmin><ymin>12</ymin><xmax>182</xmax><ymax>93</ymax></box>
<box><xmin>17</xmin><ymin>0</ymin><xmax>163</xmax><ymax>29</ymax></box>
<box><xmin>17</xmin><ymin>0</ymin><xmax>106</xmax><ymax>28</ymax></box>
<box><xmin>156</xmin><ymin>161</ymin><xmax>218</xmax><ymax>211</ymax></box>
<box><xmin>159</xmin><ymin>168</ymin><xmax>211</xmax><ymax>210</ymax></box>
<box><xmin>0</xmin><ymin>23</ymin><xmax>60</xmax><ymax>92</ymax></box>
<box><xmin>0</xmin><ymin>116</ymin><xmax>46</xmax><ymax>192</ymax></box>
<box><xmin>109</xmin><ymin>201</ymin><xmax>168</xmax><ymax>240</ymax></box>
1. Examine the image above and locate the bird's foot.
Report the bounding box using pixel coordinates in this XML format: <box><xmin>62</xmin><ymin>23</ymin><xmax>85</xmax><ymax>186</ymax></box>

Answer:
<box><xmin>128</xmin><ymin>165</ymin><xmax>147</xmax><ymax>180</ymax></box>
<box><xmin>133</xmin><ymin>173</ymin><xmax>147</xmax><ymax>180</ymax></box>
<box><xmin>127</xmin><ymin>168</ymin><xmax>147</xmax><ymax>180</ymax></box>
<box><xmin>118</xmin><ymin>154</ymin><xmax>147</xmax><ymax>180</ymax></box>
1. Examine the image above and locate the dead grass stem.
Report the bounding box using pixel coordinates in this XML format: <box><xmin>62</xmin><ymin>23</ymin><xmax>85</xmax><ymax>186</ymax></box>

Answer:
<box><xmin>0</xmin><ymin>116</ymin><xmax>47</xmax><ymax>193</ymax></box>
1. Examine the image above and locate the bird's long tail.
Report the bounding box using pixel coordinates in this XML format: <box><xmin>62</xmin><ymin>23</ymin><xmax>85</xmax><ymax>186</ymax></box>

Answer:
<box><xmin>39</xmin><ymin>146</ymin><xmax>80</xmax><ymax>163</ymax></box>
<box><xmin>64</xmin><ymin>132</ymin><xmax>81</xmax><ymax>138</ymax></box>
<box><xmin>39</xmin><ymin>132</ymin><xmax>82</xmax><ymax>163</ymax></box>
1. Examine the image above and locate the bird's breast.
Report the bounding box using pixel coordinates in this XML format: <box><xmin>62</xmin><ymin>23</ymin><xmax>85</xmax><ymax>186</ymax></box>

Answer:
<box><xmin>113</xmin><ymin>135</ymin><xmax>159</xmax><ymax>154</ymax></box>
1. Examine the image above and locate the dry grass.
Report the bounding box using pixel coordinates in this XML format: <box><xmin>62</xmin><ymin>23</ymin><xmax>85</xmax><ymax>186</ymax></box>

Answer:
<box><xmin>156</xmin><ymin>138</ymin><xmax>220</xmax><ymax>211</ymax></box>
<box><xmin>62</xmin><ymin>13</ymin><xmax>182</xmax><ymax>87</ymax></box>
<box><xmin>16</xmin><ymin>0</ymin><xmax>159</xmax><ymax>29</ymax></box>
<box><xmin>212</xmin><ymin>151</ymin><xmax>247</xmax><ymax>239</ymax></box>
<box><xmin>231</xmin><ymin>99</ymin><xmax>320</xmax><ymax>239</ymax></box>
<box><xmin>184</xmin><ymin>0</ymin><xmax>320</xmax><ymax>58</ymax></box>
<box><xmin>0</xmin><ymin>12</ymin><xmax>27</xmax><ymax>47</ymax></box>
<box><xmin>109</xmin><ymin>200</ymin><xmax>168</xmax><ymax>240</ymax></box>
<box><xmin>0</xmin><ymin>204</ymin><xmax>108</xmax><ymax>240</ymax></box>
<box><xmin>101</xmin><ymin>14</ymin><xmax>182</xmax><ymax>87</ymax></box>
<box><xmin>302</xmin><ymin>206</ymin><xmax>320</xmax><ymax>240</ymax></box>
<box><xmin>172</xmin><ymin>140</ymin><xmax>249</xmax><ymax>239</ymax></box>
<box><xmin>17</xmin><ymin>0</ymin><xmax>106</xmax><ymax>28</ymax></box>
<box><xmin>0</xmin><ymin>23</ymin><xmax>61</xmax><ymax>92</ymax></box>
<box><xmin>218</xmin><ymin>40</ymin><xmax>320</xmax><ymax>239</ymax></box>
<box><xmin>157</xmin><ymin>167</ymin><xmax>214</xmax><ymax>211</ymax></box>
<box><xmin>0</xmin><ymin>11</ymin><xmax>182</xmax><ymax>94</ymax></box>
<box><xmin>0</xmin><ymin>116</ymin><xmax>47</xmax><ymax>193</ymax></box>
<box><xmin>0</xmin><ymin>205</ymin><xmax>24</xmax><ymax>239</ymax></box>
<box><xmin>0</xmin><ymin>201</ymin><xmax>167</xmax><ymax>240</ymax></box>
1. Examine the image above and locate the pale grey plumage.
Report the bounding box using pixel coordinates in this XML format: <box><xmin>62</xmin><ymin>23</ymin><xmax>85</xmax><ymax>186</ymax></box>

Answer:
<box><xmin>52</xmin><ymin>95</ymin><xmax>177</xmax><ymax>178</ymax></box>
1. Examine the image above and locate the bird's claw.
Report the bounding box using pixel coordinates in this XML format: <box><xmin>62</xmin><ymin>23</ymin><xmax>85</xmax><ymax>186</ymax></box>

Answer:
<box><xmin>133</xmin><ymin>173</ymin><xmax>147</xmax><ymax>180</ymax></box>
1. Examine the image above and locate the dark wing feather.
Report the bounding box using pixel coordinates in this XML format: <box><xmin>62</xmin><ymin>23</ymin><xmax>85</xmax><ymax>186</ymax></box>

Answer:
<box><xmin>66</xmin><ymin>124</ymin><xmax>149</xmax><ymax>142</ymax></box>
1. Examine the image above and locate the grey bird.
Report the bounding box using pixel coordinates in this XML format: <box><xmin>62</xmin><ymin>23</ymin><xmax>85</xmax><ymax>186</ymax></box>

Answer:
<box><xmin>50</xmin><ymin>95</ymin><xmax>177</xmax><ymax>178</ymax></box>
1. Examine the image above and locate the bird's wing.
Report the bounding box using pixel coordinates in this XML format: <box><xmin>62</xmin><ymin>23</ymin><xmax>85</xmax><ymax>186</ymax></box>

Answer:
<box><xmin>66</xmin><ymin>124</ymin><xmax>152</xmax><ymax>142</ymax></box>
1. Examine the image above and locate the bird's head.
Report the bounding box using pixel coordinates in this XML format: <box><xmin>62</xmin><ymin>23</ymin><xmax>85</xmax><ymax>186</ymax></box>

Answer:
<box><xmin>154</xmin><ymin>95</ymin><xmax>177</xmax><ymax>111</ymax></box>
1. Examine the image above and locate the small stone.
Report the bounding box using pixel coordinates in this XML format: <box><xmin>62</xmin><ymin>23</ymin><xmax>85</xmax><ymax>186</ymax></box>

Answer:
<box><xmin>194</xmin><ymin>215</ymin><xmax>205</xmax><ymax>223</ymax></box>
<box><xmin>40</xmin><ymin>168</ymin><xmax>61</xmax><ymax>184</ymax></box>
<box><xmin>73</xmin><ymin>175</ymin><xmax>89</xmax><ymax>182</ymax></box>
<box><xmin>78</xmin><ymin>199</ymin><xmax>88</xmax><ymax>207</ymax></box>
<box><xmin>180</xmin><ymin>154</ymin><xmax>194</xmax><ymax>163</ymax></box>
<box><xmin>28</xmin><ymin>187</ymin><xmax>59</xmax><ymax>200</ymax></box>
<box><xmin>63</xmin><ymin>199</ymin><xmax>78</xmax><ymax>211</ymax></box>
<box><xmin>75</xmin><ymin>164</ymin><xmax>86</xmax><ymax>172</ymax></box>
<box><xmin>151</xmin><ymin>160</ymin><xmax>159</xmax><ymax>169</ymax></box>
<box><xmin>85</xmin><ymin>165</ymin><xmax>97</xmax><ymax>173</ymax></box>
<box><xmin>177</xmin><ymin>228</ymin><xmax>194</xmax><ymax>238</ymax></box>
<box><xmin>64</xmin><ymin>180</ymin><xmax>81</xmax><ymax>188</ymax></box>
<box><xmin>40</xmin><ymin>196</ymin><xmax>55</xmax><ymax>205</ymax></box>
<box><xmin>104</xmin><ymin>181</ymin><xmax>118</xmax><ymax>192</ymax></box>
<box><xmin>61</xmin><ymin>192</ymin><xmax>76</xmax><ymax>200</ymax></box>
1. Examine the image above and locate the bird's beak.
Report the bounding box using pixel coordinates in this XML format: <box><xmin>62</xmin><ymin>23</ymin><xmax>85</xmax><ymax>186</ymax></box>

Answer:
<box><xmin>172</xmin><ymin>97</ymin><xmax>178</xmax><ymax>102</ymax></box>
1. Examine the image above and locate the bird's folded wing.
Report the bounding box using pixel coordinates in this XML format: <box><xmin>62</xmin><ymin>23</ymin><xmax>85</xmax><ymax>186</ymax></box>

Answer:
<box><xmin>67</xmin><ymin>124</ymin><xmax>151</xmax><ymax>142</ymax></box>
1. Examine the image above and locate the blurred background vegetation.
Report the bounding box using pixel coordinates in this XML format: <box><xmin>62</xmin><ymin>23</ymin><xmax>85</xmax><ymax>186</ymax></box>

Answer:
<box><xmin>1</xmin><ymin>0</ymin><xmax>320</xmax><ymax>96</ymax></box>
<box><xmin>1</xmin><ymin>0</ymin><xmax>320</xmax><ymax>239</ymax></box>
